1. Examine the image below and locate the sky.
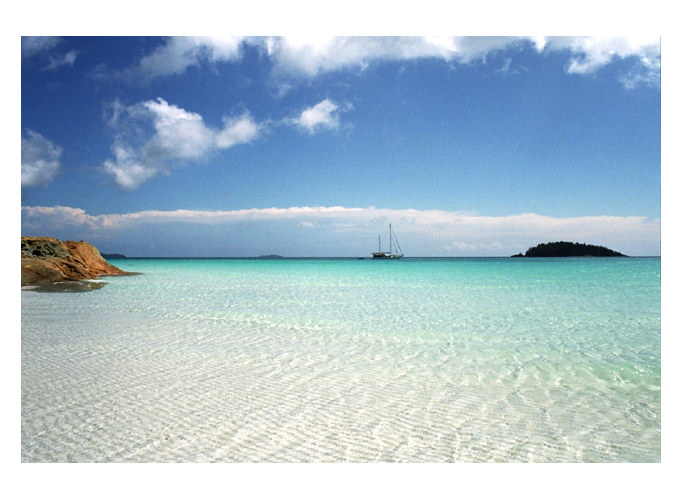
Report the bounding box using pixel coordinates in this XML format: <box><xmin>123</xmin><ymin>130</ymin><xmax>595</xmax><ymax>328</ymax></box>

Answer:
<box><xmin>20</xmin><ymin>35</ymin><xmax>661</xmax><ymax>256</ymax></box>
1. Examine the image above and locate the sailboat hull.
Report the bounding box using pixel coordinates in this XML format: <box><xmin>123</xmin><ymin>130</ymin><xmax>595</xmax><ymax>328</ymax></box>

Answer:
<box><xmin>371</xmin><ymin>224</ymin><xmax>404</xmax><ymax>259</ymax></box>
<box><xmin>372</xmin><ymin>252</ymin><xmax>402</xmax><ymax>259</ymax></box>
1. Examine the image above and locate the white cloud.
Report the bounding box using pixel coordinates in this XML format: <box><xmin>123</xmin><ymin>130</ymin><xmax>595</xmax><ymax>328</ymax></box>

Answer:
<box><xmin>545</xmin><ymin>36</ymin><xmax>659</xmax><ymax>74</ymax></box>
<box><xmin>259</xmin><ymin>36</ymin><xmax>535</xmax><ymax>77</ymax></box>
<box><xmin>118</xmin><ymin>36</ymin><xmax>659</xmax><ymax>89</ymax></box>
<box><xmin>122</xmin><ymin>36</ymin><xmax>245</xmax><ymax>81</ymax></box>
<box><xmin>101</xmin><ymin>98</ymin><xmax>261</xmax><ymax>189</ymax></box>
<box><xmin>21</xmin><ymin>129</ymin><xmax>63</xmax><ymax>187</ymax></box>
<box><xmin>44</xmin><ymin>50</ymin><xmax>78</xmax><ymax>71</ymax></box>
<box><xmin>101</xmin><ymin>95</ymin><xmax>349</xmax><ymax>189</ymax></box>
<box><xmin>21</xmin><ymin>205</ymin><xmax>102</xmax><ymax>229</ymax></box>
<box><xmin>293</xmin><ymin>99</ymin><xmax>341</xmax><ymax>133</ymax></box>
<box><xmin>264</xmin><ymin>36</ymin><xmax>660</xmax><ymax>86</ymax></box>
<box><xmin>22</xmin><ymin>36</ymin><xmax>78</xmax><ymax>70</ymax></box>
<box><xmin>216</xmin><ymin>113</ymin><xmax>261</xmax><ymax>148</ymax></box>
<box><xmin>21</xmin><ymin>36</ymin><xmax>62</xmax><ymax>58</ymax></box>
<box><xmin>140</xmin><ymin>98</ymin><xmax>215</xmax><ymax>160</ymax></box>
<box><xmin>20</xmin><ymin>205</ymin><xmax>660</xmax><ymax>256</ymax></box>
<box><xmin>102</xmin><ymin>143</ymin><xmax>160</xmax><ymax>191</ymax></box>
<box><xmin>544</xmin><ymin>36</ymin><xmax>660</xmax><ymax>88</ymax></box>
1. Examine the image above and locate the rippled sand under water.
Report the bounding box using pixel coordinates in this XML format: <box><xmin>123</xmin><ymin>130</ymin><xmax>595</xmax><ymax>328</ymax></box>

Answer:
<box><xmin>21</xmin><ymin>258</ymin><xmax>660</xmax><ymax>462</ymax></box>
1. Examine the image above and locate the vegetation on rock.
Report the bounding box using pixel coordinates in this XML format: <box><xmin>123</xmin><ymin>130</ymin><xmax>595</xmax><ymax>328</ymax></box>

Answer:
<box><xmin>21</xmin><ymin>236</ymin><xmax>133</xmax><ymax>287</ymax></box>
<box><xmin>511</xmin><ymin>241</ymin><xmax>626</xmax><ymax>257</ymax></box>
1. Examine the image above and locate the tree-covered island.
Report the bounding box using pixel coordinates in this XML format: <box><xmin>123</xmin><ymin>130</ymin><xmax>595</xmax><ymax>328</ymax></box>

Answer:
<box><xmin>511</xmin><ymin>241</ymin><xmax>626</xmax><ymax>257</ymax></box>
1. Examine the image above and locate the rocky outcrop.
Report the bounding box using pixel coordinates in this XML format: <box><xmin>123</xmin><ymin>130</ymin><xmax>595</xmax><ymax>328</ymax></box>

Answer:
<box><xmin>21</xmin><ymin>236</ymin><xmax>132</xmax><ymax>287</ymax></box>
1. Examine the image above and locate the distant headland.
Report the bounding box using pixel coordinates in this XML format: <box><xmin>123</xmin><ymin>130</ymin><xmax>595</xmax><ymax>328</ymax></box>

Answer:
<box><xmin>511</xmin><ymin>241</ymin><xmax>626</xmax><ymax>258</ymax></box>
<box><xmin>21</xmin><ymin>236</ymin><xmax>135</xmax><ymax>291</ymax></box>
<box><xmin>101</xmin><ymin>253</ymin><xmax>126</xmax><ymax>259</ymax></box>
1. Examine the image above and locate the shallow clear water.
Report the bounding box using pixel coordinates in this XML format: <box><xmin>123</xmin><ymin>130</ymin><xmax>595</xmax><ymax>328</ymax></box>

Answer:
<box><xmin>21</xmin><ymin>257</ymin><xmax>660</xmax><ymax>462</ymax></box>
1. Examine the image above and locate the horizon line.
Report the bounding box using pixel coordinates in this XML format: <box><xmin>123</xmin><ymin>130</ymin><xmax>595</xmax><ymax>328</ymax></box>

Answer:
<box><xmin>103</xmin><ymin>255</ymin><xmax>662</xmax><ymax>259</ymax></box>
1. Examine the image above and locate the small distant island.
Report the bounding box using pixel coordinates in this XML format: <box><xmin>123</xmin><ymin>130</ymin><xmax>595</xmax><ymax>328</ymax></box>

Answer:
<box><xmin>511</xmin><ymin>241</ymin><xmax>627</xmax><ymax>258</ymax></box>
<box><xmin>101</xmin><ymin>253</ymin><xmax>126</xmax><ymax>259</ymax></box>
<box><xmin>256</xmin><ymin>254</ymin><xmax>284</xmax><ymax>259</ymax></box>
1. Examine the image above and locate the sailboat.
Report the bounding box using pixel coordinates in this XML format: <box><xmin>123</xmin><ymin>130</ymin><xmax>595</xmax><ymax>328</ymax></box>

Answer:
<box><xmin>372</xmin><ymin>224</ymin><xmax>404</xmax><ymax>259</ymax></box>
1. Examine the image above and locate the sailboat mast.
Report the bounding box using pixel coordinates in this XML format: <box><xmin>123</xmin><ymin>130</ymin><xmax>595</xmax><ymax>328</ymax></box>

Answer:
<box><xmin>389</xmin><ymin>224</ymin><xmax>392</xmax><ymax>253</ymax></box>
<box><xmin>378</xmin><ymin>234</ymin><xmax>381</xmax><ymax>252</ymax></box>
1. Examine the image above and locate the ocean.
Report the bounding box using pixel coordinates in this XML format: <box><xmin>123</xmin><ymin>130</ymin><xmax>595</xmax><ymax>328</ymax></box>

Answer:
<box><xmin>21</xmin><ymin>257</ymin><xmax>661</xmax><ymax>462</ymax></box>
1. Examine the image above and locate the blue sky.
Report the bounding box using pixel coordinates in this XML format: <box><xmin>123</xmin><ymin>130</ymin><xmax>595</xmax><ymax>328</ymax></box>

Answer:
<box><xmin>20</xmin><ymin>36</ymin><xmax>661</xmax><ymax>256</ymax></box>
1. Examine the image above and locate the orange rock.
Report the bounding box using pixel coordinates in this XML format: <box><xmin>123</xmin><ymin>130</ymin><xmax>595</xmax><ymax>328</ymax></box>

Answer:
<box><xmin>21</xmin><ymin>236</ymin><xmax>132</xmax><ymax>286</ymax></box>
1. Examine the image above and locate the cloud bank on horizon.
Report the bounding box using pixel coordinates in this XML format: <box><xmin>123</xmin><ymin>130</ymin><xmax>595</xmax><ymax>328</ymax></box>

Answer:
<box><xmin>21</xmin><ymin>205</ymin><xmax>660</xmax><ymax>257</ymax></box>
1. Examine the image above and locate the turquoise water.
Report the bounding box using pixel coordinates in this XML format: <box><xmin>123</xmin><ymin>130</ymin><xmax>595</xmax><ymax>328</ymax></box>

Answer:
<box><xmin>21</xmin><ymin>257</ymin><xmax>660</xmax><ymax>462</ymax></box>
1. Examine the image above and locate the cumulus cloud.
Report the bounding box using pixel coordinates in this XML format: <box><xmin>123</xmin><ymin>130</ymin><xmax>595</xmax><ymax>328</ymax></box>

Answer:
<box><xmin>21</xmin><ymin>129</ymin><xmax>63</xmax><ymax>187</ymax></box>
<box><xmin>120</xmin><ymin>36</ymin><xmax>245</xmax><ymax>82</ymax></box>
<box><xmin>260</xmin><ymin>36</ymin><xmax>536</xmax><ymax>77</ymax></box>
<box><xmin>21</xmin><ymin>205</ymin><xmax>660</xmax><ymax>256</ymax></box>
<box><xmin>263</xmin><ymin>36</ymin><xmax>660</xmax><ymax>86</ymax></box>
<box><xmin>268</xmin><ymin>36</ymin><xmax>660</xmax><ymax>86</ymax></box>
<box><xmin>140</xmin><ymin>98</ymin><xmax>215</xmax><ymax>160</ymax></box>
<box><xmin>544</xmin><ymin>36</ymin><xmax>660</xmax><ymax>88</ymax></box>
<box><xmin>101</xmin><ymin>95</ymin><xmax>351</xmax><ymax>188</ymax></box>
<box><xmin>293</xmin><ymin>99</ymin><xmax>341</xmax><ymax>133</ymax></box>
<box><xmin>22</xmin><ymin>36</ymin><xmax>78</xmax><ymax>70</ymax></box>
<box><xmin>102</xmin><ymin>143</ymin><xmax>160</xmax><ymax>191</ymax></box>
<box><xmin>101</xmin><ymin>98</ymin><xmax>261</xmax><ymax>189</ymax></box>
<box><xmin>114</xmin><ymin>36</ymin><xmax>659</xmax><ymax>89</ymax></box>
<box><xmin>44</xmin><ymin>50</ymin><xmax>78</xmax><ymax>71</ymax></box>
<box><xmin>545</xmin><ymin>36</ymin><xmax>659</xmax><ymax>74</ymax></box>
<box><xmin>216</xmin><ymin>114</ymin><xmax>261</xmax><ymax>148</ymax></box>
<box><xmin>21</xmin><ymin>36</ymin><xmax>62</xmax><ymax>58</ymax></box>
